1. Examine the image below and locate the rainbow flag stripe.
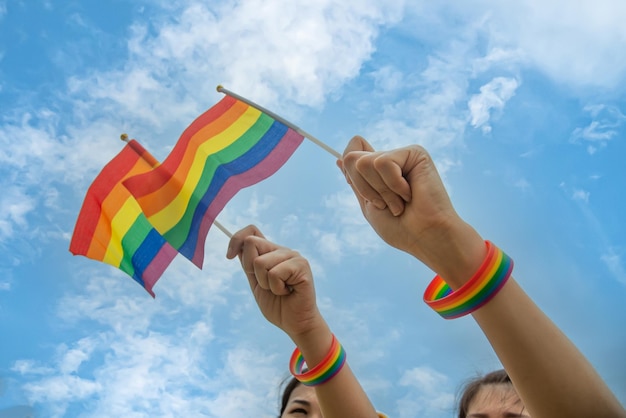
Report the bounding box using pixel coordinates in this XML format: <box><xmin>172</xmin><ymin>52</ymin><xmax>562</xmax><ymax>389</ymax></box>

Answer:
<box><xmin>69</xmin><ymin>140</ymin><xmax>177</xmax><ymax>297</ymax></box>
<box><xmin>123</xmin><ymin>96</ymin><xmax>304</xmax><ymax>267</ymax></box>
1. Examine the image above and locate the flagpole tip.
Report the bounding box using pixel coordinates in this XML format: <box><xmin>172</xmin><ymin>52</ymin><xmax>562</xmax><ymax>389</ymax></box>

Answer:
<box><xmin>216</xmin><ymin>84</ymin><xmax>224</xmax><ymax>93</ymax></box>
<box><xmin>120</xmin><ymin>133</ymin><xmax>129</xmax><ymax>142</ymax></box>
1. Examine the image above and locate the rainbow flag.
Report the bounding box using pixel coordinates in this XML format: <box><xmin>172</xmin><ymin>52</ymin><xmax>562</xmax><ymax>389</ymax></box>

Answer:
<box><xmin>69</xmin><ymin>140</ymin><xmax>177</xmax><ymax>297</ymax></box>
<box><xmin>123</xmin><ymin>95</ymin><xmax>304</xmax><ymax>267</ymax></box>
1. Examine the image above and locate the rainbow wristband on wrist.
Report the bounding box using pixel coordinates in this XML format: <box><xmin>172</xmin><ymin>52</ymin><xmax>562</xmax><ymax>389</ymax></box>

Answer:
<box><xmin>423</xmin><ymin>241</ymin><xmax>513</xmax><ymax>319</ymax></box>
<box><xmin>289</xmin><ymin>334</ymin><xmax>346</xmax><ymax>387</ymax></box>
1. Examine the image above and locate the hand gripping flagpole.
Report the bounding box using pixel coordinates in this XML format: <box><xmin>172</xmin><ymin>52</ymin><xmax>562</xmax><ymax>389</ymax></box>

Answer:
<box><xmin>120</xmin><ymin>133</ymin><xmax>233</xmax><ymax>238</ymax></box>
<box><xmin>216</xmin><ymin>85</ymin><xmax>342</xmax><ymax>159</ymax></box>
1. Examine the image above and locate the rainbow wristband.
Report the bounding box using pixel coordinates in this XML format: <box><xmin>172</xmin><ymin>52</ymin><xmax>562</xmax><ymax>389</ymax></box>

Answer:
<box><xmin>289</xmin><ymin>334</ymin><xmax>346</xmax><ymax>387</ymax></box>
<box><xmin>423</xmin><ymin>241</ymin><xmax>513</xmax><ymax>319</ymax></box>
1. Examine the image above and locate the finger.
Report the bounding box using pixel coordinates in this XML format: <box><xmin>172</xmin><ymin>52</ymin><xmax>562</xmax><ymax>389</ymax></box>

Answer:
<box><xmin>338</xmin><ymin>136</ymin><xmax>375</xmax><ymax>188</ymax></box>
<box><xmin>342</xmin><ymin>135</ymin><xmax>375</xmax><ymax>157</ymax></box>
<box><xmin>344</xmin><ymin>150</ymin><xmax>391</xmax><ymax>211</ymax></box>
<box><xmin>254</xmin><ymin>249</ymin><xmax>311</xmax><ymax>296</ymax></box>
<box><xmin>240</xmin><ymin>234</ymin><xmax>281</xmax><ymax>272</ymax></box>
<box><xmin>226</xmin><ymin>224</ymin><xmax>265</xmax><ymax>259</ymax></box>
<box><xmin>373</xmin><ymin>149</ymin><xmax>413</xmax><ymax>202</ymax></box>
<box><xmin>335</xmin><ymin>159</ymin><xmax>350</xmax><ymax>185</ymax></box>
<box><xmin>240</xmin><ymin>235</ymin><xmax>284</xmax><ymax>290</ymax></box>
<box><xmin>346</xmin><ymin>147</ymin><xmax>417</xmax><ymax>216</ymax></box>
<box><xmin>371</xmin><ymin>157</ymin><xmax>408</xmax><ymax>217</ymax></box>
<box><xmin>341</xmin><ymin>136</ymin><xmax>407</xmax><ymax>215</ymax></box>
<box><xmin>337</xmin><ymin>158</ymin><xmax>371</xmax><ymax>218</ymax></box>
<box><xmin>338</xmin><ymin>136</ymin><xmax>375</xmax><ymax>186</ymax></box>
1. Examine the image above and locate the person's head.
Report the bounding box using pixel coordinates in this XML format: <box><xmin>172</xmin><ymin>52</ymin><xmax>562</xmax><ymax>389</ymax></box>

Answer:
<box><xmin>278</xmin><ymin>376</ymin><xmax>388</xmax><ymax>418</ymax></box>
<box><xmin>457</xmin><ymin>369</ymin><xmax>529</xmax><ymax>418</ymax></box>
<box><xmin>278</xmin><ymin>376</ymin><xmax>321</xmax><ymax>418</ymax></box>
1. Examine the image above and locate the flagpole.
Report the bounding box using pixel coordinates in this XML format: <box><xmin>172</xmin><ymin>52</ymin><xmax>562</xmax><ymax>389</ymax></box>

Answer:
<box><xmin>216</xmin><ymin>85</ymin><xmax>342</xmax><ymax>160</ymax></box>
<box><xmin>120</xmin><ymin>133</ymin><xmax>234</xmax><ymax>238</ymax></box>
<box><xmin>212</xmin><ymin>220</ymin><xmax>233</xmax><ymax>238</ymax></box>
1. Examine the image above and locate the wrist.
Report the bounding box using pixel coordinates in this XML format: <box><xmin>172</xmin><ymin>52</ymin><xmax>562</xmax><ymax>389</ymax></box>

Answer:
<box><xmin>289</xmin><ymin>319</ymin><xmax>334</xmax><ymax>368</ymax></box>
<box><xmin>289</xmin><ymin>333</ymin><xmax>346</xmax><ymax>386</ymax></box>
<box><xmin>409</xmin><ymin>217</ymin><xmax>486</xmax><ymax>289</ymax></box>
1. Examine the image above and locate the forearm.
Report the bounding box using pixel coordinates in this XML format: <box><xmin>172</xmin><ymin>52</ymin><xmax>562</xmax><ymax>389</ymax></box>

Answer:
<box><xmin>290</xmin><ymin>322</ymin><xmax>379</xmax><ymax>418</ymax></box>
<box><xmin>415</xmin><ymin>219</ymin><xmax>625</xmax><ymax>417</ymax></box>
<box><xmin>472</xmin><ymin>279</ymin><xmax>626</xmax><ymax>418</ymax></box>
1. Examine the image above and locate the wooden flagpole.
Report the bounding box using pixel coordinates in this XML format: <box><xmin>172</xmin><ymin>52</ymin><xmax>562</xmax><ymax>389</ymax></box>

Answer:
<box><xmin>120</xmin><ymin>133</ymin><xmax>233</xmax><ymax>238</ymax></box>
<box><xmin>216</xmin><ymin>85</ymin><xmax>342</xmax><ymax>159</ymax></box>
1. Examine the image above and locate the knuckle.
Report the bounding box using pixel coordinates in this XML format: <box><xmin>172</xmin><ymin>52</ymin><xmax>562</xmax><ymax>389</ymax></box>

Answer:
<box><xmin>343</xmin><ymin>151</ymin><xmax>361</xmax><ymax>167</ymax></box>
<box><xmin>372</xmin><ymin>153</ymin><xmax>390</xmax><ymax>169</ymax></box>
<box><xmin>252</xmin><ymin>256</ymin><xmax>265</xmax><ymax>271</ymax></box>
<box><xmin>243</xmin><ymin>235</ymin><xmax>257</xmax><ymax>246</ymax></box>
<box><xmin>354</xmin><ymin>154</ymin><xmax>374</xmax><ymax>172</ymax></box>
<box><xmin>379</xmin><ymin>189</ymin><xmax>395</xmax><ymax>199</ymax></box>
<box><xmin>409</xmin><ymin>144</ymin><xmax>431</xmax><ymax>161</ymax></box>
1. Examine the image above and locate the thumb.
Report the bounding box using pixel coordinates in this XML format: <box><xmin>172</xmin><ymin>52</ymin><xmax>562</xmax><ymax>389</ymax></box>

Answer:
<box><xmin>337</xmin><ymin>136</ymin><xmax>376</xmax><ymax>173</ymax></box>
<box><xmin>244</xmin><ymin>235</ymin><xmax>283</xmax><ymax>258</ymax></box>
<box><xmin>342</xmin><ymin>135</ymin><xmax>375</xmax><ymax>158</ymax></box>
<box><xmin>226</xmin><ymin>225</ymin><xmax>266</xmax><ymax>259</ymax></box>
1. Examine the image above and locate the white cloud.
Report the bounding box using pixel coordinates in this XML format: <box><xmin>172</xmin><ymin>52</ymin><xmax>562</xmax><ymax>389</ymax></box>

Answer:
<box><xmin>317</xmin><ymin>297</ymin><xmax>392</xmax><ymax>369</ymax></box>
<box><xmin>400</xmin><ymin>366</ymin><xmax>449</xmax><ymax>392</ymax></box>
<box><xmin>56</xmin><ymin>275</ymin><xmax>162</xmax><ymax>334</ymax></box>
<box><xmin>471</xmin><ymin>47</ymin><xmax>525</xmax><ymax>76</ymax></box>
<box><xmin>601</xmin><ymin>248</ymin><xmax>626</xmax><ymax>285</ymax></box>
<box><xmin>12</xmin><ymin>222</ymin><xmax>287</xmax><ymax>417</ymax></box>
<box><xmin>396</xmin><ymin>366</ymin><xmax>455</xmax><ymax>418</ymax></box>
<box><xmin>0</xmin><ymin>110</ymin><xmax>127</xmax><ymax>195</ymax></box>
<box><xmin>57</xmin><ymin>337</ymin><xmax>98</xmax><ymax>374</ymax></box>
<box><xmin>17</xmin><ymin>297</ymin><xmax>270</xmax><ymax>417</ymax></box>
<box><xmin>575</xmin><ymin>121</ymin><xmax>616</xmax><ymax>142</ymax></box>
<box><xmin>407</xmin><ymin>1</ymin><xmax>626</xmax><ymax>89</ymax></box>
<box><xmin>0</xmin><ymin>186</ymin><xmax>36</xmax><ymax>242</ymax></box>
<box><xmin>366</xmin><ymin>40</ymin><xmax>473</xmax><ymax>153</ymax></box>
<box><xmin>370</xmin><ymin>65</ymin><xmax>405</xmax><ymax>94</ymax></box>
<box><xmin>361</xmin><ymin>23</ymin><xmax>520</xmax><ymax>162</ymax></box>
<box><xmin>66</xmin><ymin>0</ymin><xmax>404</xmax><ymax>131</ymax></box>
<box><xmin>5</xmin><ymin>1</ymin><xmax>626</xmax><ymax>416</ymax></box>
<box><xmin>468</xmin><ymin>77</ymin><xmax>519</xmax><ymax>133</ymax></box>
<box><xmin>571</xmin><ymin>104</ymin><xmax>625</xmax><ymax>152</ymax></box>
<box><xmin>515</xmin><ymin>178</ymin><xmax>531</xmax><ymax>192</ymax></box>
<box><xmin>476</xmin><ymin>0</ymin><xmax>626</xmax><ymax>89</ymax></box>
<box><xmin>240</xmin><ymin>191</ymin><xmax>276</xmax><ymax>220</ymax></box>
<box><xmin>278</xmin><ymin>213</ymin><xmax>300</xmax><ymax>238</ymax></box>
<box><xmin>322</xmin><ymin>190</ymin><xmax>381</xmax><ymax>255</ymax></box>
<box><xmin>23</xmin><ymin>374</ymin><xmax>100</xmax><ymax>405</ymax></box>
<box><xmin>315</xmin><ymin>232</ymin><xmax>343</xmax><ymax>263</ymax></box>
<box><xmin>572</xmin><ymin>188</ymin><xmax>590</xmax><ymax>203</ymax></box>
<box><xmin>0</xmin><ymin>113</ymin><xmax>59</xmax><ymax>172</ymax></box>
<box><xmin>12</xmin><ymin>360</ymin><xmax>54</xmax><ymax>376</ymax></box>
<box><xmin>0</xmin><ymin>0</ymin><xmax>407</xmax><ymax>264</ymax></box>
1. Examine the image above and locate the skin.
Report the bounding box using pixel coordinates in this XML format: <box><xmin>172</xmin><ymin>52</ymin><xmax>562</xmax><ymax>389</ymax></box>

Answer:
<box><xmin>226</xmin><ymin>226</ymin><xmax>379</xmax><ymax>418</ymax></box>
<box><xmin>338</xmin><ymin>136</ymin><xmax>626</xmax><ymax>418</ymax></box>
<box><xmin>466</xmin><ymin>384</ymin><xmax>530</xmax><ymax>418</ymax></box>
<box><xmin>281</xmin><ymin>384</ymin><xmax>322</xmax><ymax>418</ymax></box>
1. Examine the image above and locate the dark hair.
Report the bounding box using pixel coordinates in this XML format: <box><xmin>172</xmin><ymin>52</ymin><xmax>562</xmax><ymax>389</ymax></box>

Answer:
<box><xmin>457</xmin><ymin>369</ymin><xmax>513</xmax><ymax>418</ymax></box>
<box><xmin>278</xmin><ymin>376</ymin><xmax>302</xmax><ymax>417</ymax></box>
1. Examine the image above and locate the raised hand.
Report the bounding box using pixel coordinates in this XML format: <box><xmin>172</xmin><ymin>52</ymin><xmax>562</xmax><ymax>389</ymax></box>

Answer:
<box><xmin>226</xmin><ymin>225</ymin><xmax>326</xmax><ymax>341</ymax></box>
<box><xmin>227</xmin><ymin>225</ymin><xmax>380</xmax><ymax>418</ymax></box>
<box><xmin>338</xmin><ymin>136</ymin><xmax>485</xmax><ymax>288</ymax></box>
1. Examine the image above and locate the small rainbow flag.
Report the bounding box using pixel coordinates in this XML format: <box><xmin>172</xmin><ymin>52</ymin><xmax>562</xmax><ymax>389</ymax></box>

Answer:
<box><xmin>123</xmin><ymin>94</ymin><xmax>304</xmax><ymax>267</ymax></box>
<box><xmin>69</xmin><ymin>140</ymin><xmax>177</xmax><ymax>297</ymax></box>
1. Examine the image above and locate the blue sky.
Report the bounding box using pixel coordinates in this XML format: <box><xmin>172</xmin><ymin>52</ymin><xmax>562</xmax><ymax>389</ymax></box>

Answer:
<box><xmin>1</xmin><ymin>1</ymin><xmax>625</xmax><ymax>417</ymax></box>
